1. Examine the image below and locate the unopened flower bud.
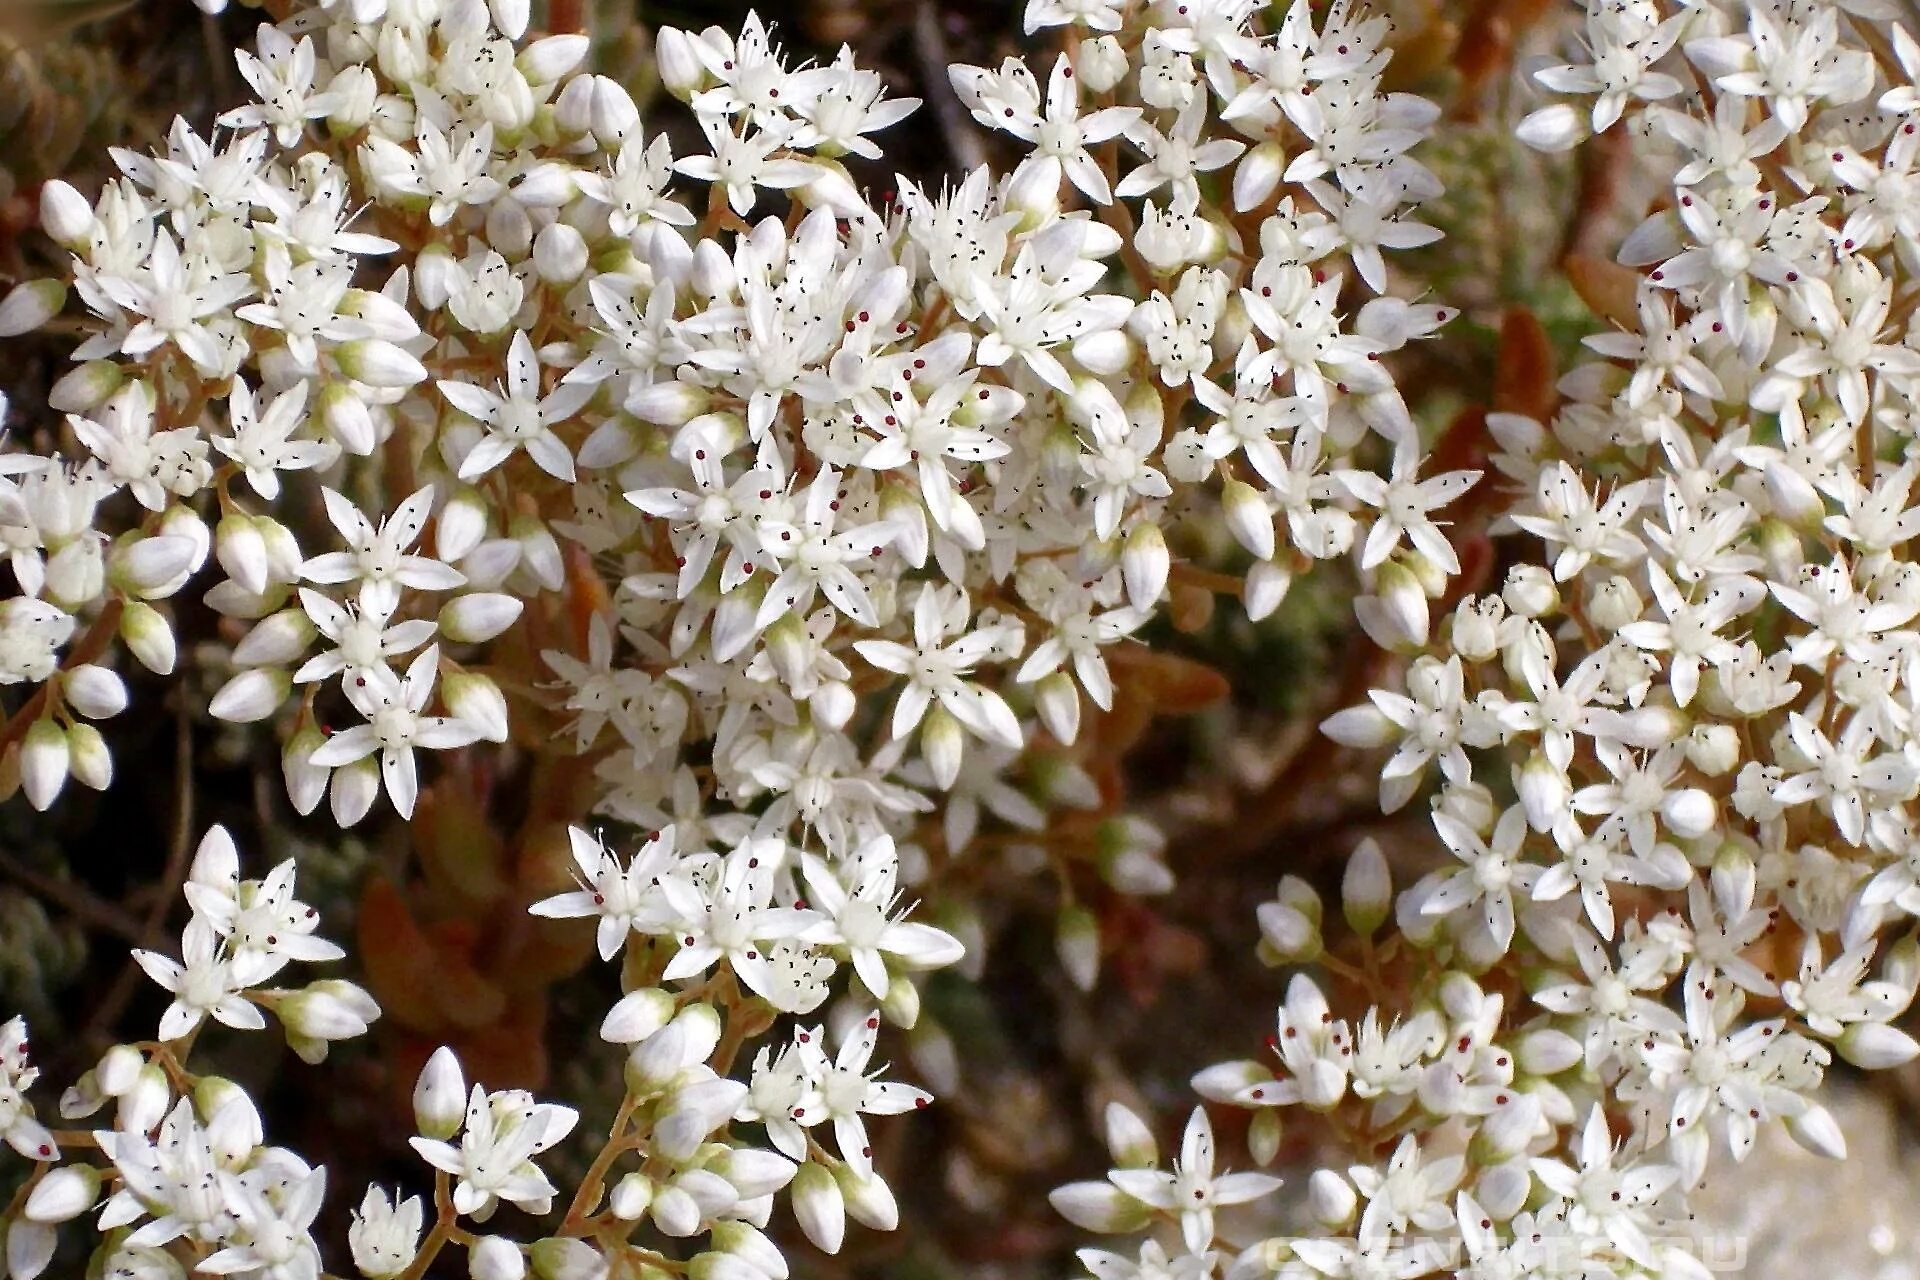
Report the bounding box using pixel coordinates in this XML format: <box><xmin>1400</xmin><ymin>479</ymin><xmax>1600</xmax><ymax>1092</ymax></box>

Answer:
<box><xmin>209</xmin><ymin>667</ymin><xmax>291</xmax><ymax>724</ymax></box>
<box><xmin>65</xmin><ymin>723</ymin><xmax>111</xmax><ymax>792</ymax></box>
<box><xmin>518</xmin><ymin>34</ymin><xmax>589</xmax><ymax>85</ymax></box>
<box><xmin>1306</xmin><ymin>1170</ymin><xmax>1356</xmax><ymax>1228</ymax></box>
<box><xmin>790</xmin><ymin>1163</ymin><xmax>845</xmax><ymax>1255</ymax></box>
<box><xmin>1034</xmin><ymin>671</ymin><xmax>1081</xmax><ymax>745</ymax></box>
<box><xmin>1516</xmin><ymin>751</ymin><xmax>1569</xmax><ymax>831</ymax></box>
<box><xmin>1056</xmin><ymin>903</ymin><xmax>1100</xmax><ymax>992</ymax></box>
<box><xmin>0</xmin><ymin>281</ymin><xmax>65</xmax><ymax>337</ymax></box>
<box><xmin>1661</xmin><ymin>787</ymin><xmax>1716</xmax><ymax>839</ymax></box>
<box><xmin>590</xmin><ymin>76</ymin><xmax>641</xmax><ymax>144</ymax></box>
<box><xmin>1342</xmin><ymin>839</ymin><xmax>1392</xmax><ymax>936</ymax></box>
<box><xmin>1588</xmin><ymin>575</ymin><xmax>1643</xmax><ymax>632</ymax></box>
<box><xmin>440</xmin><ymin>593</ymin><xmax>523</xmax><ymax>645</ymax></box>
<box><xmin>23</xmin><ymin>1165</ymin><xmax>99</xmax><ymax>1224</ymax></box>
<box><xmin>1244</xmin><ymin>558</ymin><xmax>1293</xmax><ymax>621</ymax></box>
<box><xmin>1048</xmin><ymin>1181</ymin><xmax>1150</xmax><ymax>1234</ymax></box>
<box><xmin>470</xmin><ymin>1237</ymin><xmax>527</xmax><ymax>1280</ymax></box>
<box><xmin>1515</xmin><ymin>103</ymin><xmax>1586</xmax><ymax>152</ymax></box>
<box><xmin>413</xmin><ymin>1046</ymin><xmax>466</xmax><ymax>1140</ymax></box>
<box><xmin>1502</xmin><ymin>565</ymin><xmax>1559</xmax><ymax>618</ymax></box>
<box><xmin>232</xmin><ymin>608</ymin><xmax>316</xmax><ymax>668</ymax></box>
<box><xmin>48</xmin><ymin>360</ymin><xmax>121</xmax><ymax>413</ymax></box>
<box><xmin>1785</xmin><ymin>1103</ymin><xmax>1848</xmax><ymax>1160</ymax></box>
<box><xmin>1838</xmin><ymin>1021</ymin><xmax>1920</xmax><ymax>1070</ymax></box>
<box><xmin>63</xmin><ymin>664</ymin><xmax>126</xmax><ymax>719</ymax></box>
<box><xmin>534</xmin><ymin>222</ymin><xmax>590</xmax><ymax>285</ymax></box>
<box><xmin>655</xmin><ymin>26</ymin><xmax>706</xmax><ymax>98</ymax></box>
<box><xmin>338</xmin><ymin>339</ymin><xmax>428</xmax><ymax>388</ymax></box>
<box><xmin>1234</xmin><ymin>141</ymin><xmax>1285</xmax><ymax>210</ymax></box>
<box><xmin>609</xmin><ymin>1172</ymin><xmax>653</xmax><ymax>1221</ymax></box>
<box><xmin>836</xmin><ymin>1164</ymin><xmax>899</xmax><ymax>1232</ymax></box>
<box><xmin>1222</xmin><ymin>479</ymin><xmax>1275</xmax><ymax>561</ymax></box>
<box><xmin>1121</xmin><ymin>522</ymin><xmax>1168</xmax><ymax>610</ymax></box>
<box><xmin>19</xmin><ymin>719</ymin><xmax>67</xmax><ymax>811</ymax></box>
<box><xmin>38</xmin><ymin>181</ymin><xmax>92</xmax><ymax>246</ymax></box>
<box><xmin>1516</xmin><ymin>1029</ymin><xmax>1582</xmax><ymax>1076</ymax></box>
<box><xmin>111</xmin><ymin>535</ymin><xmax>195</xmax><ymax>599</ymax></box>
<box><xmin>921</xmin><ymin>704</ymin><xmax>965</xmax><ymax>790</ymax></box>
<box><xmin>1076</xmin><ymin>35</ymin><xmax>1128</xmax><ymax>92</ymax></box>
<box><xmin>529</xmin><ymin>1238</ymin><xmax>602</xmax><ymax>1280</ymax></box>
<box><xmin>1685</xmin><ymin>723</ymin><xmax>1740</xmax><ymax>776</ymax></box>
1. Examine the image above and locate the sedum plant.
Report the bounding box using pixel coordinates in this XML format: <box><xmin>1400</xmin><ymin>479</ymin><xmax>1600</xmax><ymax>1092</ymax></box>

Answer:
<box><xmin>3</xmin><ymin>0</ymin><xmax>1920</xmax><ymax>1276</ymax></box>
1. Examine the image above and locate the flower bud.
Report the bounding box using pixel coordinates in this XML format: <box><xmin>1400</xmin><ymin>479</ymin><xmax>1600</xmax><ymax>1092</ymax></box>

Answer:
<box><xmin>1502</xmin><ymin>564</ymin><xmax>1559</xmax><ymax>618</ymax></box>
<box><xmin>19</xmin><ymin>719</ymin><xmax>68</xmax><ymax>811</ymax></box>
<box><xmin>1516</xmin><ymin>751</ymin><xmax>1570</xmax><ymax>831</ymax></box>
<box><xmin>627</xmin><ymin>379</ymin><xmax>708</xmax><ymax>426</ymax></box>
<box><xmin>1222</xmin><ymin>479</ymin><xmax>1275</xmax><ymax>561</ymax></box>
<box><xmin>470</xmin><ymin>1237</ymin><xmax>527</xmax><ymax>1280</ymax></box>
<box><xmin>1306</xmin><ymin>1170</ymin><xmax>1356</xmax><ymax>1228</ymax></box>
<box><xmin>1364</xmin><ymin>561</ymin><xmax>1430</xmax><ymax>650</ymax></box>
<box><xmin>1047</xmin><ymin>1181</ymin><xmax>1150</xmax><ymax>1234</ymax></box>
<box><xmin>319</xmin><ymin>382</ymin><xmax>379</xmax><ymax>455</ymax></box>
<box><xmin>278</xmin><ymin>981</ymin><xmax>380</xmax><ymax>1061</ymax></box>
<box><xmin>1685</xmin><ymin>723</ymin><xmax>1740</xmax><ymax>776</ymax></box>
<box><xmin>836</xmin><ymin>1165</ymin><xmax>899</xmax><ymax>1232</ymax></box>
<box><xmin>1515</xmin><ymin>103</ymin><xmax>1586</xmax><ymax>152</ymax></box>
<box><xmin>1243</xmin><ymin>558</ymin><xmax>1293</xmax><ymax>622</ymax></box>
<box><xmin>443</xmin><ymin>672</ymin><xmax>510</xmax><ymax>744</ymax></box>
<box><xmin>1248</xmin><ymin>1108</ymin><xmax>1282</xmax><ymax>1166</ymax></box>
<box><xmin>1070</xmin><ymin>328</ymin><xmax>1133</xmax><ymax>376</ymax></box>
<box><xmin>23</xmin><ymin>1165</ymin><xmax>99</xmax><ymax>1223</ymax></box>
<box><xmin>1056</xmin><ymin>903</ymin><xmax>1100</xmax><ymax>992</ymax></box>
<box><xmin>281</xmin><ymin>723</ymin><xmax>329</xmax><ymax>816</ymax></box>
<box><xmin>1076</xmin><ymin>36</ymin><xmax>1128</xmax><ymax>92</ymax></box>
<box><xmin>1121</xmin><ymin>522</ymin><xmax>1168</xmax><ymax>610</ymax></box>
<box><xmin>233</xmin><ymin>609</ymin><xmax>316</xmax><ymax>668</ymax></box>
<box><xmin>209</xmin><ymin>667</ymin><xmax>291</xmax><ymax>724</ymax></box>
<box><xmin>1785</xmin><ymin>1103</ymin><xmax>1847</xmax><ymax>1160</ymax></box>
<box><xmin>1660</xmin><ymin>788</ymin><xmax>1716</xmax><ymax>839</ymax></box>
<box><xmin>338</xmin><ymin>340</ymin><xmax>428</xmax><ymax>388</ymax></box>
<box><xmin>554</xmin><ymin>73</ymin><xmax>596</xmax><ymax>135</ymax></box>
<box><xmin>1034</xmin><ymin>671</ymin><xmax>1081</xmax><ymax>746</ymax></box>
<box><xmin>111</xmin><ymin>535</ymin><xmax>196</xmax><ymax>599</ymax></box>
<box><xmin>96</xmin><ymin>1045</ymin><xmax>143</xmax><ymax>1097</ymax></box>
<box><xmin>48</xmin><ymin>360</ymin><xmax>122</xmax><ymax>413</ymax></box>
<box><xmin>590</xmin><ymin>77</ymin><xmax>641</xmax><ymax>144</ymax></box>
<box><xmin>529</xmin><ymin>1238</ymin><xmax>602</xmax><ymax>1280</ymax></box>
<box><xmin>1256</xmin><ymin>899</ymin><xmax>1319</xmax><ymax>964</ymax></box>
<box><xmin>921</xmin><ymin>703</ymin><xmax>965</xmax><ymax>791</ymax></box>
<box><xmin>790</xmin><ymin>1164</ymin><xmax>845</xmax><ymax>1255</ymax></box>
<box><xmin>440</xmin><ymin>593</ymin><xmax>523</xmax><ymax>644</ymax></box>
<box><xmin>413</xmin><ymin>1047</ymin><xmax>466</xmax><ymax>1140</ymax></box>
<box><xmin>655</xmin><ymin>26</ymin><xmax>706</xmax><ymax>98</ymax></box>
<box><xmin>0</xmin><ymin>281</ymin><xmax>65</xmax><ymax>337</ymax></box>
<box><xmin>38</xmin><ymin>181</ymin><xmax>93</xmax><ymax>246</ymax></box>
<box><xmin>518</xmin><ymin>34</ymin><xmax>589</xmax><ymax>84</ymax></box>
<box><xmin>63</xmin><ymin>664</ymin><xmax>127</xmax><ymax>719</ymax></box>
<box><xmin>1838</xmin><ymin>1021</ymin><xmax>1920</xmax><ymax>1070</ymax></box>
<box><xmin>118</xmin><ymin>1064</ymin><xmax>170</xmax><ymax>1134</ymax></box>
<box><xmin>879</xmin><ymin>971</ymin><xmax>920</xmax><ymax>1027</ymax></box>
<box><xmin>534</xmin><ymin>222</ymin><xmax>590</xmax><ymax>285</ymax></box>
<box><xmin>609</xmin><ymin>1172</ymin><xmax>653</xmax><ymax>1221</ymax></box>
<box><xmin>1474</xmin><ymin>1164</ymin><xmax>1532</xmax><ymax>1221</ymax></box>
<box><xmin>811</xmin><ymin>681</ymin><xmax>855</xmax><ymax>731</ymax></box>
<box><xmin>1588</xmin><ymin>575</ymin><xmax>1643</xmax><ymax>633</ymax></box>
<box><xmin>66</xmin><ymin>723</ymin><xmax>111</xmax><ymax>792</ymax></box>
<box><xmin>1516</xmin><ymin>1029</ymin><xmax>1582</xmax><ymax>1076</ymax></box>
<box><xmin>326</xmin><ymin>65</ymin><xmax>378</xmax><ymax>132</ymax></box>
<box><xmin>489</xmin><ymin>0</ymin><xmax>528</xmax><ymax>37</ymax></box>
<box><xmin>1233</xmin><ymin>141</ymin><xmax>1285</xmax><ymax>211</ymax></box>
<box><xmin>1341</xmin><ymin>839</ymin><xmax>1392</xmax><ymax>937</ymax></box>
<box><xmin>1103</xmin><ymin>1103</ymin><xmax>1157</xmax><ymax>1168</ymax></box>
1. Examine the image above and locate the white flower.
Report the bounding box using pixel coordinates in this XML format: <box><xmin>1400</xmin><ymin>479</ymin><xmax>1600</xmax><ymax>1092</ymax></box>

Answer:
<box><xmin>306</xmin><ymin>646</ymin><xmax>484</xmax><ymax>818</ymax></box>
<box><xmin>1105</xmin><ymin>1108</ymin><xmax>1282</xmax><ymax>1253</ymax></box>
<box><xmin>438</xmin><ymin>330</ymin><xmax>592</xmax><ymax>482</ymax></box>
<box><xmin>408</xmin><ymin>1084</ymin><xmax>580</xmax><ymax>1217</ymax></box>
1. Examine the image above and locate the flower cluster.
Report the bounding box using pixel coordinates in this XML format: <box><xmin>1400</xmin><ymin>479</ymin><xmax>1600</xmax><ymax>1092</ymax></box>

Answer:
<box><xmin>1053</xmin><ymin>4</ymin><xmax>1920</xmax><ymax>1280</ymax></box>
<box><xmin>31</xmin><ymin>0</ymin><xmax>1916</xmax><ymax>1274</ymax></box>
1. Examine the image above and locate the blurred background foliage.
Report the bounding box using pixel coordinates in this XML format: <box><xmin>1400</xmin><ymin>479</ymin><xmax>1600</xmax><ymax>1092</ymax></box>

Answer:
<box><xmin>0</xmin><ymin>0</ymin><xmax>1649</xmax><ymax>1276</ymax></box>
